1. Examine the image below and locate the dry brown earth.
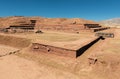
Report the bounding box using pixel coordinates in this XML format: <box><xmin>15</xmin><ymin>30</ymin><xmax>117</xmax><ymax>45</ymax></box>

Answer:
<box><xmin>0</xmin><ymin>29</ymin><xmax>120</xmax><ymax>79</ymax></box>
<box><xmin>0</xmin><ymin>16</ymin><xmax>96</xmax><ymax>28</ymax></box>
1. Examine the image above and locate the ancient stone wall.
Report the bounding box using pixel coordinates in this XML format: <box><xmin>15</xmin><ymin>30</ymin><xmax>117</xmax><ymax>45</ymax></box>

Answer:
<box><xmin>31</xmin><ymin>43</ymin><xmax>76</xmax><ymax>58</ymax></box>
<box><xmin>35</xmin><ymin>24</ymin><xmax>86</xmax><ymax>32</ymax></box>
<box><xmin>35</xmin><ymin>23</ymin><xmax>109</xmax><ymax>32</ymax></box>
<box><xmin>31</xmin><ymin>37</ymin><xmax>101</xmax><ymax>58</ymax></box>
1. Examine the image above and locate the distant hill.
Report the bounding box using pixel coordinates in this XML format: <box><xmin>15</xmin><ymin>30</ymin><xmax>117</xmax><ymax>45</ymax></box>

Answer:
<box><xmin>100</xmin><ymin>18</ymin><xmax>120</xmax><ymax>28</ymax></box>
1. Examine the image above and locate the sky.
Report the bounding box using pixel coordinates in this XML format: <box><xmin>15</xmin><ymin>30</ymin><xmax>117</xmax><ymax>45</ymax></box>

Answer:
<box><xmin>0</xmin><ymin>0</ymin><xmax>120</xmax><ymax>21</ymax></box>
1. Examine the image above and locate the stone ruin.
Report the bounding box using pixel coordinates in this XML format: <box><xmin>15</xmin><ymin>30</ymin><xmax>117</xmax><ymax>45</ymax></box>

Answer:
<box><xmin>0</xmin><ymin>20</ymin><xmax>36</xmax><ymax>33</ymax></box>
<box><xmin>36</xmin><ymin>23</ymin><xmax>109</xmax><ymax>33</ymax></box>
<box><xmin>30</xmin><ymin>37</ymin><xmax>102</xmax><ymax>58</ymax></box>
<box><xmin>31</xmin><ymin>43</ymin><xmax>76</xmax><ymax>58</ymax></box>
<box><xmin>88</xmin><ymin>57</ymin><xmax>97</xmax><ymax>65</ymax></box>
<box><xmin>84</xmin><ymin>24</ymin><xmax>110</xmax><ymax>32</ymax></box>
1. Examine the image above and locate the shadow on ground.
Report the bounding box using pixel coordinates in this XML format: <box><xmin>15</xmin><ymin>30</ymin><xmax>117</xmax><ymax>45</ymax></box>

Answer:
<box><xmin>76</xmin><ymin>36</ymin><xmax>104</xmax><ymax>58</ymax></box>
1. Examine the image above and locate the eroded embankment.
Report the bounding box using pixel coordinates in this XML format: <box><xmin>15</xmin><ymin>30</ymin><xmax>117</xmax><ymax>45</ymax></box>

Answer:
<box><xmin>0</xmin><ymin>35</ymin><xmax>31</xmax><ymax>49</ymax></box>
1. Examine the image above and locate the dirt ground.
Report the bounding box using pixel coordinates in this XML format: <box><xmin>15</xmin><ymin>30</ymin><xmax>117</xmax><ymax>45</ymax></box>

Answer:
<box><xmin>0</xmin><ymin>45</ymin><xmax>18</xmax><ymax>56</ymax></box>
<box><xmin>0</xmin><ymin>29</ymin><xmax>120</xmax><ymax>79</ymax></box>
<box><xmin>0</xmin><ymin>31</ymin><xmax>95</xmax><ymax>50</ymax></box>
<box><xmin>0</xmin><ymin>55</ymin><xmax>81</xmax><ymax>79</ymax></box>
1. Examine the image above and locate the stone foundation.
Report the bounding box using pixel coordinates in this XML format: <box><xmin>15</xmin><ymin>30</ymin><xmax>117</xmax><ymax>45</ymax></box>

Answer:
<box><xmin>31</xmin><ymin>43</ymin><xmax>76</xmax><ymax>58</ymax></box>
<box><xmin>31</xmin><ymin>37</ymin><xmax>101</xmax><ymax>58</ymax></box>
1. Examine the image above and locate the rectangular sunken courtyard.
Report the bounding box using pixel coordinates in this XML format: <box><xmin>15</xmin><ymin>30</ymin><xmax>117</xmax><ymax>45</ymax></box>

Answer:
<box><xmin>29</xmin><ymin>31</ymin><xmax>101</xmax><ymax>58</ymax></box>
<box><xmin>31</xmin><ymin>37</ymin><xmax>101</xmax><ymax>58</ymax></box>
<box><xmin>0</xmin><ymin>31</ymin><xmax>100</xmax><ymax>58</ymax></box>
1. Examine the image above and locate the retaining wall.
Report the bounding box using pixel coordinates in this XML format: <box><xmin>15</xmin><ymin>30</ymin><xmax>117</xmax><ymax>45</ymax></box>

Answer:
<box><xmin>31</xmin><ymin>43</ymin><xmax>76</xmax><ymax>58</ymax></box>
<box><xmin>31</xmin><ymin>37</ymin><xmax>101</xmax><ymax>58</ymax></box>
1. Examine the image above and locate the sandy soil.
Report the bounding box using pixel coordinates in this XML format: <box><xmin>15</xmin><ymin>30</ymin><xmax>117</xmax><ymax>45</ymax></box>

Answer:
<box><xmin>0</xmin><ymin>31</ymin><xmax>95</xmax><ymax>50</ymax></box>
<box><xmin>0</xmin><ymin>45</ymin><xmax>18</xmax><ymax>56</ymax></box>
<box><xmin>0</xmin><ymin>29</ymin><xmax>120</xmax><ymax>79</ymax></box>
<box><xmin>0</xmin><ymin>55</ymin><xmax>81</xmax><ymax>79</ymax></box>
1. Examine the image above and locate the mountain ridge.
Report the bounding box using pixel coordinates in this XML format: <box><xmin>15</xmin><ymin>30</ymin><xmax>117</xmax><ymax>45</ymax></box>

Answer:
<box><xmin>100</xmin><ymin>18</ymin><xmax>120</xmax><ymax>28</ymax></box>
